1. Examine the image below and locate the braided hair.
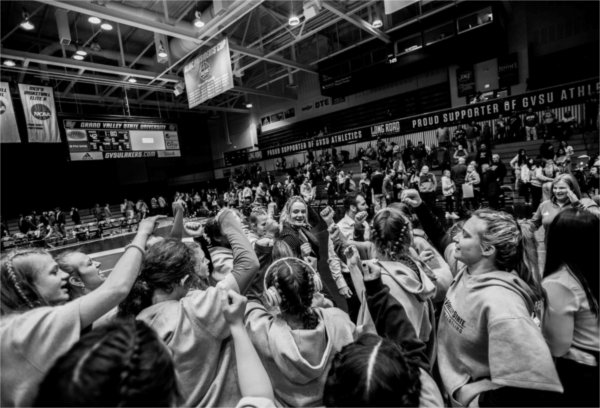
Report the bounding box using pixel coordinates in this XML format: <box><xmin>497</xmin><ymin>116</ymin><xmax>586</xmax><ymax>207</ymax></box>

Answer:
<box><xmin>323</xmin><ymin>333</ymin><xmax>421</xmax><ymax>407</ymax></box>
<box><xmin>1</xmin><ymin>249</ymin><xmax>50</xmax><ymax>315</ymax></box>
<box><xmin>33</xmin><ymin>319</ymin><xmax>179</xmax><ymax>407</ymax></box>
<box><xmin>370</xmin><ymin>207</ymin><xmax>413</xmax><ymax>263</ymax></box>
<box><xmin>265</xmin><ymin>254</ymin><xmax>319</xmax><ymax>330</ymax></box>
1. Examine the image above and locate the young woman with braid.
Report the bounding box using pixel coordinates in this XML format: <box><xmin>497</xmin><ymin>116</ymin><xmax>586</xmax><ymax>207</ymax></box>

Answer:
<box><xmin>0</xmin><ymin>215</ymin><xmax>162</xmax><ymax>407</ymax></box>
<box><xmin>244</xmin><ymin>255</ymin><xmax>356</xmax><ymax>407</ymax></box>
<box><xmin>118</xmin><ymin>209</ymin><xmax>260</xmax><ymax>408</ymax></box>
<box><xmin>360</xmin><ymin>206</ymin><xmax>437</xmax><ymax>362</ymax></box>
<box><xmin>400</xmin><ymin>188</ymin><xmax>563</xmax><ymax>406</ymax></box>
<box><xmin>324</xmin><ymin>246</ymin><xmax>443</xmax><ymax>407</ymax></box>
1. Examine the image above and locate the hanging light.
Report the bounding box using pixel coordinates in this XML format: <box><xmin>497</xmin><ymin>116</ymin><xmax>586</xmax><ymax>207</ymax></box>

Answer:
<box><xmin>371</xmin><ymin>18</ymin><xmax>383</xmax><ymax>28</ymax></box>
<box><xmin>100</xmin><ymin>22</ymin><xmax>113</xmax><ymax>30</ymax></box>
<box><xmin>193</xmin><ymin>10</ymin><xmax>205</xmax><ymax>28</ymax></box>
<box><xmin>88</xmin><ymin>16</ymin><xmax>101</xmax><ymax>24</ymax></box>
<box><xmin>128</xmin><ymin>78</ymin><xmax>137</xmax><ymax>83</ymax></box>
<box><xmin>3</xmin><ymin>60</ymin><xmax>16</xmax><ymax>67</ymax></box>
<box><xmin>157</xmin><ymin>43</ymin><xmax>168</xmax><ymax>59</ymax></box>
<box><xmin>20</xmin><ymin>11</ymin><xmax>34</xmax><ymax>30</ymax></box>
<box><xmin>288</xmin><ymin>15</ymin><xmax>300</xmax><ymax>26</ymax></box>
<box><xmin>73</xmin><ymin>54</ymin><xmax>84</xmax><ymax>61</ymax></box>
<box><xmin>245</xmin><ymin>102</ymin><xmax>253</xmax><ymax>109</ymax></box>
<box><xmin>75</xmin><ymin>46</ymin><xmax>87</xmax><ymax>56</ymax></box>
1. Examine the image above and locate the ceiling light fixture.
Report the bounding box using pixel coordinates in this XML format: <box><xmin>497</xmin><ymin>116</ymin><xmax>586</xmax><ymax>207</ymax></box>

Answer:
<box><xmin>20</xmin><ymin>11</ymin><xmax>34</xmax><ymax>30</ymax></box>
<box><xmin>245</xmin><ymin>102</ymin><xmax>253</xmax><ymax>109</ymax></box>
<box><xmin>193</xmin><ymin>10</ymin><xmax>205</xmax><ymax>28</ymax></box>
<box><xmin>75</xmin><ymin>47</ymin><xmax>87</xmax><ymax>56</ymax></box>
<box><xmin>88</xmin><ymin>16</ymin><xmax>101</xmax><ymax>24</ymax></box>
<box><xmin>371</xmin><ymin>18</ymin><xmax>383</xmax><ymax>29</ymax></box>
<box><xmin>73</xmin><ymin>54</ymin><xmax>85</xmax><ymax>61</ymax></box>
<box><xmin>100</xmin><ymin>22</ymin><xmax>113</xmax><ymax>30</ymax></box>
<box><xmin>288</xmin><ymin>15</ymin><xmax>300</xmax><ymax>26</ymax></box>
<box><xmin>128</xmin><ymin>78</ymin><xmax>137</xmax><ymax>83</ymax></box>
<box><xmin>3</xmin><ymin>60</ymin><xmax>16</xmax><ymax>67</ymax></box>
<box><xmin>157</xmin><ymin>44</ymin><xmax>168</xmax><ymax>59</ymax></box>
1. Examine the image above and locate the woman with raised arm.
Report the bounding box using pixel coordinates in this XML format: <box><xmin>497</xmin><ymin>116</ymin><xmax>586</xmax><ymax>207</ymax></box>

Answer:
<box><xmin>0</xmin><ymin>215</ymin><xmax>162</xmax><ymax>407</ymax></box>
<box><xmin>117</xmin><ymin>209</ymin><xmax>259</xmax><ymax>407</ymax></box>
<box><xmin>400</xmin><ymin>189</ymin><xmax>562</xmax><ymax>407</ymax></box>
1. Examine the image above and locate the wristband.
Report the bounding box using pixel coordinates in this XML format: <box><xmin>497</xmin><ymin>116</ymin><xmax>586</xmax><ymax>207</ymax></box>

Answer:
<box><xmin>124</xmin><ymin>243</ymin><xmax>146</xmax><ymax>257</ymax></box>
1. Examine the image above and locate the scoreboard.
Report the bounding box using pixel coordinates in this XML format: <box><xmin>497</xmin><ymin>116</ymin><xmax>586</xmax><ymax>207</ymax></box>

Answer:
<box><xmin>63</xmin><ymin>119</ymin><xmax>181</xmax><ymax>161</ymax></box>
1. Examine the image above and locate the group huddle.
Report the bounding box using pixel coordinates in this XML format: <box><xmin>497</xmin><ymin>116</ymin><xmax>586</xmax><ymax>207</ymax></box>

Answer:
<box><xmin>0</xmin><ymin>184</ymin><xmax>597</xmax><ymax>407</ymax></box>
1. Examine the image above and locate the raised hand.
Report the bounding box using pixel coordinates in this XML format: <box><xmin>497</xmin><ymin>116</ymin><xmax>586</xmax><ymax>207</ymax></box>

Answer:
<box><xmin>137</xmin><ymin>215</ymin><xmax>166</xmax><ymax>236</ymax></box>
<box><xmin>220</xmin><ymin>288</ymin><xmax>247</xmax><ymax>326</ymax></box>
<box><xmin>362</xmin><ymin>259</ymin><xmax>382</xmax><ymax>281</ymax></box>
<box><xmin>401</xmin><ymin>189</ymin><xmax>423</xmax><ymax>208</ymax></box>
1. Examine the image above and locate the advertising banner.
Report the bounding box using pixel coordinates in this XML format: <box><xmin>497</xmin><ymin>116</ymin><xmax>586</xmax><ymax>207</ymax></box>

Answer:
<box><xmin>456</xmin><ymin>66</ymin><xmax>475</xmax><ymax>97</ymax></box>
<box><xmin>184</xmin><ymin>38</ymin><xmax>234</xmax><ymax>108</ymax></box>
<box><xmin>0</xmin><ymin>82</ymin><xmax>20</xmax><ymax>143</ymax></box>
<box><xmin>18</xmin><ymin>84</ymin><xmax>60</xmax><ymax>143</ymax></box>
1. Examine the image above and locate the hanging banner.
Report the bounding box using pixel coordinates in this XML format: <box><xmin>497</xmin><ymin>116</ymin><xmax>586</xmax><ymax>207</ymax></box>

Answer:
<box><xmin>183</xmin><ymin>38</ymin><xmax>234</xmax><ymax>108</ymax></box>
<box><xmin>18</xmin><ymin>84</ymin><xmax>60</xmax><ymax>143</ymax></box>
<box><xmin>0</xmin><ymin>82</ymin><xmax>21</xmax><ymax>143</ymax></box>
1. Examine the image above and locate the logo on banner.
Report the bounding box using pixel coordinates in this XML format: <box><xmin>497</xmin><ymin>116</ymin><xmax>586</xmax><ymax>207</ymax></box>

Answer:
<box><xmin>199</xmin><ymin>61</ymin><xmax>211</xmax><ymax>81</ymax></box>
<box><xmin>0</xmin><ymin>101</ymin><xmax>6</xmax><ymax>114</ymax></box>
<box><xmin>82</xmin><ymin>153</ymin><xmax>94</xmax><ymax>160</ymax></box>
<box><xmin>31</xmin><ymin>104</ymin><xmax>52</xmax><ymax>120</ymax></box>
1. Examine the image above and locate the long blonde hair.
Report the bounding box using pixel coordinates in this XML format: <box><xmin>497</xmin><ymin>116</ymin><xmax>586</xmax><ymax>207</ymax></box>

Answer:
<box><xmin>472</xmin><ymin>209</ymin><xmax>544</xmax><ymax>301</ymax></box>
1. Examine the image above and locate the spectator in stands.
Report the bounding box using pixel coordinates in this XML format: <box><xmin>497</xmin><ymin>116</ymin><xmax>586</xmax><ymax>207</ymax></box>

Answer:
<box><xmin>481</xmin><ymin>123</ymin><xmax>492</xmax><ymax>147</ymax></box>
<box><xmin>382</xmin><ymin>169</ymin><xmax>396</xmax><ymax>206</ymax></box>
<box><xmin>255</xmin><ymin>181</ymin><xmax>267</xmax><ymax>205</ymax></box>
<box><xmin>102</xmin><ymin>203</ymin><xmax>112</xmax><ymax>221</ymax></box>
<box><xmin>464</xmin><ymin>163</ymin><xmax>481</xmax><ymax>211</ymax></box>
<box><xmin>530</xmin><ymin>159</ymin><xmax>550</xmax><ymax>211</ymax></box>
<box><xmin>136</xmin><ymin>199</ymin><xmax>149</xmax><ymax>220</ymax></box>
<box><xmin>402</xmin><ymin>140</ymin><xmax>414</xmax><ymax>167</ymax></box>
<box><xmin>300</xmin><ymin>178</ymin><xmax>314</xmax><ymax>203</ymax></box>
<box><xmin>524</xmin><ymin>108</ymin><xmax>539</xmax><ymax>141</ymax></box>
<box><xmin>451</xmin><ymin>157</ymin><xmax>468</xmax><ymax>216</ymax></box>
<box><xmin>454</xmin><ymin>123</ymin><xmax>467</xmax><ymax>148</ymax></box>
<box><xmin>542</xmin><ymin>107</ymin><xmax>557</xmax><ymax>139</ymax></box>
<box><xmin>465</xmin><ymin>121</ymin><xmax>478</xmax><ymax>153</ymax></box>
<box><xmin>453</xmin><ymin>144</ymin><xmax>468</xmax><ymax>164</ymax></box>
<box><xmin>54</xmin><ymin>207</ymin><xmax>66</xmax><ymax>236</ymax></box>
<box><xmin>436</xmin><ymin>125</ymin><xmax>451</xmax><ymax>149</ymax></box>
<box><xmin>495</xmin><ymin>114</ymin><xmax>507</xmax><ymax>141</ymax></box>
<box><xmin>475</xmin><ymin>143</ymin><xmax>492</xmax><ymax>167</ymax></box>
<box><xmin>519</xmin><ymin>159</ymin><xmax>533</xmax><ymax>207</ymax></box>
<box><xmin>560</xmin><ymin>110</ymin><xmax>577</xmax><ymax>141</ymax></box>
<box><xmin>413</xmin><ymin>142</ymin><xmax>427</xmax><ymax>169</ymax></box>
<box><xmin>480</xmin><ymin>163</ymin><xmax>501</xmax><ymax>210</ymax></box>
<box><xmin>417</xmin><ymin>165</ymin><xmax>437</xmax><ymax>210</ymax></box>
<box><xmin>325</xmin><ymin>175</ymin><xmax>337</xmax><ymax>206</ymax></box>
<box><xmin>490</xmin><ymin>154</ymin><xmax>508</xmax><ymax>186</ymax></box>
<box><xmin>371</xmin><ymin>168</ymin><xmax>385</xmax><ymax>211</ymax></box>
<box><xmin>70</xmin><ymin>207</ymin><xmax>80</xmax><ymax>225</ymax></box>
<box><xmin>150</xmin><ymin>197</ymin><xmax>159</xmax><ymax>215</ymax></box>
<box><xmin>158</xmin><ymin>196</ymin><xmax>168</xmax><ymax>215</ymax></box>
<box><xmin>441</xmin><ymin>170</ymin><xmax>458</xmax><ymax>219</ymax></box>
<box><xmin>542</xmin><ymin>208</ymin><xmax>599</xmax><ymax>407</ymax></box>
<box><xmin>540</xmin><ymin>138</ymin><xmax>555</xmax><ymax>161</ymax></box>
<box><xmin>359</xmin><ymin>172</ymin><xmax>371</xmax><ymax>208</ymax></box>
<box><xmin>555</xmin><ymin>147</ymin><xmax>571</xmax><ymax>174</ymax></box>
<box><xmin>586</xmin><ymin>166</ymin><xmax>600</xmax><ymax>196</ymax></box>
<box><xmin>510</xmin><ymin>149</ymin><xmax>530</xmax><ymax>190</ymax></box>
<box><xmin>508</xmin><ymin>110</ymin><xmax>522</xmax><ymax>141</ymax></box>
<box><xmin>337</xmin><ymin>193</ymin><xmax>370</xmax><ymax>242</ymax></box>
<box><xmin>92</xmin><ymin>204</ymin><xmax>103</xmax><ymax>222</ymax></box>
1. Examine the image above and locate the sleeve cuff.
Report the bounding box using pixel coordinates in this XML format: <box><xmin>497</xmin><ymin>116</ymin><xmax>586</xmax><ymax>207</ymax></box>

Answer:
<box><xmin>364</xmin><ymin>277</ymin><xmax>385</xmax><ymax>294</ymax></box>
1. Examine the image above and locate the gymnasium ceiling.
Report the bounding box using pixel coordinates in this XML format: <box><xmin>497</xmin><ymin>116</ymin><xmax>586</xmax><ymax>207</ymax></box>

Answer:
<box><xmin>1</xmin><ymin>0</ymin><xmax>475</xmax><ymax>115</ymax></box>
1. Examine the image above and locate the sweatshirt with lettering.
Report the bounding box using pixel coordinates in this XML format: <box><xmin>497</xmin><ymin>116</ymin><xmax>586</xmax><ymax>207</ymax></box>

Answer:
<box><xmin>437</xmin><ymin>268</ymin><xmax>562</xmax><ymax>407</ymax></box>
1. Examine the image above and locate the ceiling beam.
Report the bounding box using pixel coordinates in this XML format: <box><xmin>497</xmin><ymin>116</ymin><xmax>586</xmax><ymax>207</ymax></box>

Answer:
<box><xmin>321</xmin><ymin>1</ymin><xmax>391</xmax><ymax>44</ymax></box>
<box><xmin>232</xmin><ymin>86</ymin><xmax>296</xmax><ymax>101</ymax></box>
<box><xmin>55</xmin><ymin>92</ymin><xmax>250</xmax><ymax>113</ymax></box>
<box><xmin>229</xmin><ymin>43</ymin><xmax>316</xmax><ymax>74</ymax></box>
<box><xmin>1</xmin><ymin>48</ymin><xmax>181</xmax><ymax>82</ymax></box>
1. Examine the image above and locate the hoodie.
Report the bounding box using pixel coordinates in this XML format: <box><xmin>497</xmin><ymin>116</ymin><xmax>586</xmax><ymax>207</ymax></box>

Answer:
<box><xmin>437</xmin><ymin>269</ymin><xmax>563</xmax><ymax>407</ymax></box>
<box><xmin>378</xmin><ymin>254</ymin><xmax>437</xmax><ymax>362</ymax></box>
<box><xmin>245</xmin><ymin>303</ymin><xmax>356</xmax><ymax>407</ymax></box>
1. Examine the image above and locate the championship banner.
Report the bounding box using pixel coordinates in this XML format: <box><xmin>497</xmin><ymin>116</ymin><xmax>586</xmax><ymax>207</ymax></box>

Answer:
<box><xmin>184</xmin><ymin>38</ymin><xmax>234</xmax><ymax>108</ymax></box>
<box><xmin>18</xmin><ymin>84</ymin><xmax>60</xmax><ymax>143</ymax></box>
<box><xmin>0</xmin><ymin>82</ymin><xmax>20</xmax><ymax>143</ymax></box>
